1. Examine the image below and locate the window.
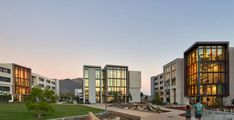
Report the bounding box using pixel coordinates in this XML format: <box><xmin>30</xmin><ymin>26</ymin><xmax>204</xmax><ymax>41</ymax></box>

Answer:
<box><xmin>0</xmin><ymin>86</ymin><xmax>10</xmax><ymax>92</ymax></box>
<box><xmin>160</xmin><ymin>81</ymin><xmax>163</xmax><ymax>84</ymax></box>
<box><xmin>39</xmin><ymin>84</ymin><xmax>44</xmax><ymax>88</ymax></box>
<box><xmin>160</xmin><ymin>86</ymin><xmax>163</xmax><ymax>89</ymax></box>
<box><xmin>160</xmin><ymin>75</ymin><xmax>163</xmax><ymax>79</ymax></box>
<box><xmin>0</xmin><ymin>67</ymin><xmax>11</xmax><ymax>74</ymax></box>
<box><xmin>39</xmin><ymin>77</ymin><xmax>44</xmax><ymax>82</ymax></box>
<box><xmin>52</xmin><ymin>81</ymin><xmax>55</xmax><ymax>85</ymax></box>
<box><xmin>0</xmin><ymin>76</ymin><xmax>11</xmax><ymax>82</ymax></box>
<box><xmin>172</xmin><ymin>78</ymin><xmax>176</xmax><ymax>86</ymax></box>
<box><xmin>46</xmin><ymin>80</ymin><xmax>50</xmax><ymax>84</ymax></box>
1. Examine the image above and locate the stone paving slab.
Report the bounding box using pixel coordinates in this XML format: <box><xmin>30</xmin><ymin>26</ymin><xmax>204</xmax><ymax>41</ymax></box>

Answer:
<box><xmin>84</xmin><ymin>104</ymin><xmax>185</xmax><ymax>120</ymax></box>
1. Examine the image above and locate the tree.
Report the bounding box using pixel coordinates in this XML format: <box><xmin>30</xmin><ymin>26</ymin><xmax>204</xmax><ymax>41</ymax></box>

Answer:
<box><xmin>25</xmin><ymin>87</ymin><xmax>57</xmax><ymax>118</ymax></box>
<box><xmin>128</xmin><ymin>92</ymin><xmax>132</xmax><ymax>102</ymax></box>
<box><xmin>152</xmin><ymin>92</ymin><xmax>163</xmax><ymax>113</ymax></box>
<box><xmin>113</xmin><ymin>92</ymin><xmax>118</xmax><ymax>103</ymax></box>
<box><xmin>0</xmin><ymin>93</ymin><xmax>11</xmax><ymax>103</ymax></box>
<box><xmin>140</xmin><ymin>92</ymin><xmax>144</xmax><ymax>99</ymax></box>
<box><xmin>152</xmin><ymin>92</ymin><xmax>163</xmax><ymax>105</ymax></box>
<box><xmin>144</xmin><ymin>95</ymin><xmax>148</xmax><ymax>100</ymax></box>
<box><xmin>232</xmin><ymin>98</ymin><xmax>234</xmax><ymax>106</ymax></box>
<box><xmin>44</xmin><ymin>88</ymin><xmax>58</xmax><ymax>103</ymax></box>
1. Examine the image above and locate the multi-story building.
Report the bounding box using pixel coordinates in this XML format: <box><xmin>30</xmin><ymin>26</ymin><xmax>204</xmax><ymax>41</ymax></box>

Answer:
<box><xmin>150</xmin><ymin>73</ymin><xmax>164</xmax><ymax>101</ymax></box>
<box><xmin>0</xmin><ymin>63</ymin><xmax>31</xmax><ymax>102</ymax></box>
<box><xmin>163</xmin><ymin>58</ymin><xmax>186</xmax><ymax>104</ymax></box>
<box><xmin>83</xmin><ymin>65</ymin><xmax>102</xmax><ymax>103</ymax></box>
<box><xmin>83</xmin><ymin>65</ymin><xmax>141</xmax><ymax>103</ymax></box>
<box><xmin>0</xmin><ymin>63</ymin><xmax>13</xmax><ymax>102</ymax></box>
<box><xmin>31</xmin><ymin>73</ymin><xmax>59</xmax><ymax>96</ymax></box>
<box><xmin>0</xmin><ymin>63</ymin><xmax>60</xmax><ymax>102</ymax></box>
<box><xmin>184</xmin><ymin>41</ymin><xmax>232</xmax><ymax>106</ymax></box>
<box><xmin>103</xmin><ymin>65</ymin><xmax>129</xmax><ymax>103</ymax></box>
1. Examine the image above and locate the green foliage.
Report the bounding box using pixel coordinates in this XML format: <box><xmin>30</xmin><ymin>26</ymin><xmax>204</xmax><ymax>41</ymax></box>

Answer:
<box><xmin>152</xmin><ymin>92</ymin><xmax>163</xmax><ymax>105</ymax></box>
<box><xmin>232</xmin><ymin>98</ymin><xmax>234</xmax><ymax>106</ymax></box>
<box><xmin>140</xmin><ymin>92</ymin><xmax>144</xmax><ymax>98</ymax></box>
<box><xmin>128</xmin><ymin>92</ymin><xmax>132</xmax><ymax>101</ymax></box>
<box><xmin>0</xmin><ymin>94</ymin><xmax>11</xmax><ymax>103</ymax></box>
<box><xmin>113</xmin><ymin>92</ymin><xmax>118</xmax><ymax>103</ymax></box>
<box><xmin>144</xmin><ymin>95</ymin><xmax>148</xmax><ymax>100</ymax></box>
<box><xmin>25</xmin><ymin>87</ymin><xmax>57</xmax><ymax>118</ymax></box>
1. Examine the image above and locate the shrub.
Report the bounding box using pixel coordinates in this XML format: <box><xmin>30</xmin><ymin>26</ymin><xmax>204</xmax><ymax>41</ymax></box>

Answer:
<box><xmin>25</xmin><ymin>87</ymin><xmax>57</xmax><ymax>118</ymax></box>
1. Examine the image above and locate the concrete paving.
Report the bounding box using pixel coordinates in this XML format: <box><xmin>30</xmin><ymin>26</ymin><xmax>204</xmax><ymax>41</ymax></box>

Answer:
<box><xmin>84</xmin><ymin>104</ymin><xmax>185</xmax><ymax>120</ymax></box>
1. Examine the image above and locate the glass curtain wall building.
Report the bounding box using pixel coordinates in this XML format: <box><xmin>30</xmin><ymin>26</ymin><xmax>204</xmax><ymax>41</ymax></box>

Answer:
<box><xmin>103</xmin><ymin>65</ymin><xmax>128</xmax><ymax>103</ymax></box>
<box><xmin>83</xmin><ymin>65</ymin><xmax>102</xmax><ymax>103</ymax></box>
<box><xmin>184</xmin><ymin>42</ymin><xmax>229</xmax><ymax>106</ymax></box>
<box><xmin>13</xmin><ymin>64</ymin><xmax>31</xmax><ymax>102</ymax></box>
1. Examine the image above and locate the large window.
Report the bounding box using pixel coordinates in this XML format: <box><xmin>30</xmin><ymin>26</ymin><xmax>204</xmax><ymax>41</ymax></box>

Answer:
<box><xmin>14</xmin><ymin>65</ymin><xmax>31</xmax><ymax>102</ymax></box>
<box><xmin>105</xmin><ymin>66</ymin><xmax>128</xmax><ymax>103</ymax></box>
<box><xmin>0</xmin><ymin>67</ymin><xmax>11</xmax><ymax>74</ymax></box>
<box><xmin>185</xmin><ymin>44</ymin><xmax>227</xmax><ymax>106</ymax></box>
<box><xmin>0</xmin><ymin>76</ymin><xmax>11</xmax><ymax>82</ymax></box>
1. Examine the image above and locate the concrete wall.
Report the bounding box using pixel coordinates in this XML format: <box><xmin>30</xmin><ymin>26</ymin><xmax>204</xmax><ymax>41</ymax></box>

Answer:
<box><xmin>151</xmin><ymin>73</ymin><xmax>164</xmax><ymax>96</ymax></box>
<box><xmin>88</xmin><ymin>68</ymin><xmax>96</xmax><ymax>103</ymax></box>
<box><xmin>224</xmin><ymin>47</ymin><xmax>234</xmax><ymax>105</ymax></box>
<box><xmin>129</xmin><ymin>71</ymin><xmax>141</xmax><ymax>102</ymax></box>
<box><xmin>0</xmin><ymin>63</ymin><xmax>13</xmax><ymax>102</ymax></box>
<box><xmin>31</xmin><ymin>73</ymin><xmax>59</xmax><ymax>96</ymax></box>
<box><xmin>163</xmin><ymin>58</ymin><xmax>188</xmax><ymax>105</ymax></box>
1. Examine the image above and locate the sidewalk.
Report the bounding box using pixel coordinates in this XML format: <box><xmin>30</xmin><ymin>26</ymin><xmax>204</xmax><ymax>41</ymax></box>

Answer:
<box><xmin>84</xmin><ymin>104</ymin><xmax>185</xmax><ymax>120</ymax></box>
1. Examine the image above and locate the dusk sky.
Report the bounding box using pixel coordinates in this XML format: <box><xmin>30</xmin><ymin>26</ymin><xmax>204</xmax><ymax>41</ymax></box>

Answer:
<box><xmin>0</xmin><ymin>1</ymin><xmax>234</xmax><ymax>95</ymax></box>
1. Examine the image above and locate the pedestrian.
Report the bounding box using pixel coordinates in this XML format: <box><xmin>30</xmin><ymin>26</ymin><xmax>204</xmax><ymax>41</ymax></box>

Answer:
<box><xmin>185</xmin><ymin>104</ymin><xmax>192</xmax><ymax>120</ymax></box>
<box><xmin>193</xmin><ymin>98</ymin><xmax>205</xmax><ymax>120</ymax></box>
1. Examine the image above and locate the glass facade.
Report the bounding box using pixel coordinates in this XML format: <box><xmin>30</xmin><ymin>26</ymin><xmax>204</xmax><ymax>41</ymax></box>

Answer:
<box><xmin>84</xmin><ymin>66</ymin><xmax>102</xmax><ymax>103</ymax></box>
<box><xmin>14</xmin><ymin>65</ymin><xmax>31</xmax><ymax>102</ymax></box>
<box><xmin>103</xmin><ymin>65</ymin><xmax>128</xmax><ymax>103</ymax></box>
<box><xmin>185</xmin><ymin>42</ymin><xmax>228</xmax><ymax>106</ymax></box>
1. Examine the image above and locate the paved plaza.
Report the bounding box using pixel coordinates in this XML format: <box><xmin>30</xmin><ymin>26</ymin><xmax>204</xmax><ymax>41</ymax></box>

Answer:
<box><xmin>84</xmin><ymin>104</ymin><xmax>185</xmax><ymax>120</ymax></box>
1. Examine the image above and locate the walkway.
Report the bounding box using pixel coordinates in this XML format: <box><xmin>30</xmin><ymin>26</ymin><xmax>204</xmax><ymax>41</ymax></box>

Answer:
<box><xmin>84</xmin><ymin>104</ymin><xmax>185</xmax><ymax>120</ymax></box>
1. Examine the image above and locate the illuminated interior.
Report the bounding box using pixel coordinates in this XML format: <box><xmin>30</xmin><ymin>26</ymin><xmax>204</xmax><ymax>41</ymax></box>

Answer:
<box><xmin>104</xmin><ymin>66</ymin><xmax>128</xmax><ymax>103</ymax></box>
<box><xmin>14</xmin><ymin>65</ymin><xmax>31</xmax><ymax>102</ymax></box>
<box><xmin>185</xmin><ymin>44</ymin><xmax>228</xmax><ymax>106</ymax></box>
<box><xmin>84</xmin><ymin>67</ymin><xmax>102</xmax><ymax>103</ymax></box>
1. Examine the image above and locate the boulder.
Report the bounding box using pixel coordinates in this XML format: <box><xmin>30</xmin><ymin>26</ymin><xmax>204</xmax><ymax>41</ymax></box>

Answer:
<box><xmin>87</xmin><ymin>112</ymin><xmax>100</xmax><ymax>120</ymax></box>
<box><xmin>112</xmin><ymin>117</ymin><xmax>121</xmax><ymax>120</ymax></box>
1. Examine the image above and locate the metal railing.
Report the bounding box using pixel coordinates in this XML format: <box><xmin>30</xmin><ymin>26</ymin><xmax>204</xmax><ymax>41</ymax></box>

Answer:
<box><xmin>202</xmin><ymin>110</ymin><xmax>234</xmax><ymax>120</ymax></box>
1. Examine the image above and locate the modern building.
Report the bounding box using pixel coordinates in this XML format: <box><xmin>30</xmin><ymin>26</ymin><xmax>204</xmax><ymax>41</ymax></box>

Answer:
<box><xmin>163</xmin><ymin>58</ymin><xmax>187</xmax><ymax>104</ymax></box>
<box><xmin>83</xmin><ymin>65</ymin><xmax>102</xmax><ymax>103</ymax></box>
<box><xmin>150</xmin><ymin>73</ymin><xmax>164</xmax><ymax>101</ymax></box>
<box><xmin>184</xmin><ymin>41</ymin><xmax>232</xmax><ymax>106</ymax></box>
<box><xmin>0</xmin><ymin>63</ymin><xmax>60</xmax><ymax>102</ymax></box>
<box><xmin>83</xmin><ymin>65</ymin><xmax>141</xmax><ymax>104</ymax></box>
<box><xmin>0</xmin><ymin>63</ymin><xmax>13</xmax><ymax>102</ymax></box>
<box><xmin>129</xmin><ymin>71</ymin><xmax>141</xmax><ymax>102</ymax></box>
<box><xmin>31</xmin><ymin>73</ymin><xmax>59</xmax><ymax>96</ymax></box>
<box><xmin>0</xmin><ymin>63</ymin><xmax>31</xmax><ymax>102</ymax></box>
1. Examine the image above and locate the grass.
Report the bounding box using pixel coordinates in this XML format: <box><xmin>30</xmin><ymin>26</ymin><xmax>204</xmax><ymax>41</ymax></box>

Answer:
<box><xmin>0</xmin><ymin>103</ymin><xmax>104</xmax><ymax>120</ymax></box>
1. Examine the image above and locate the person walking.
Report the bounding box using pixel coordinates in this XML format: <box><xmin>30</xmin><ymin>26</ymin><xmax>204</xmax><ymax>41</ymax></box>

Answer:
<box><xmin>185</xmin><ymin>104</ymin><xmax>192</xmax><ymax>120</ymax></box>
<box><xmin>193</xmin><ymin>98</ymin><xmax>205</xmax><ymax>120</ymax></box>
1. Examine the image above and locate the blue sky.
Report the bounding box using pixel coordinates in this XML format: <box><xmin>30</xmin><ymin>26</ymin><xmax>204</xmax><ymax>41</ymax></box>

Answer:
<box><xmin>0</xmin><ymin>0</ymin><xmax>234</xmax><ymax>94</ymax></box>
